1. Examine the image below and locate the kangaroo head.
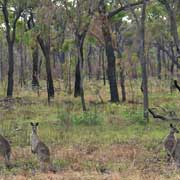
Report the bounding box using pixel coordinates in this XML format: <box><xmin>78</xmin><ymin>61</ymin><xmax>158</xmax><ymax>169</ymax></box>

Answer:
<box><xmin>170</xmin><ymin>123</ymin><xmax>179</xmax><ymax>134</ymax></box>
<box><xmin>30</xmin><ymin>122</ymin><xmax>39</xmax><ymax>134</ymax></box>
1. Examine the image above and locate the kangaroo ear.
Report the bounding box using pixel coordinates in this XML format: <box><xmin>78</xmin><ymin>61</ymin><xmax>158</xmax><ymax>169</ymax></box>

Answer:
<box><xmin>170</xmin><ymin>123</ymin><xmax>173</xmax><ymax>127</ymax></box>
<box><xmin>36</xmin><ymin>122</ymin><xmax>39</xmax><ymax>126</ymax></box>
<box><xmin>30</xmin><ymin>122</ymin><xmax>34</xmax><ymax>126</ymax></box>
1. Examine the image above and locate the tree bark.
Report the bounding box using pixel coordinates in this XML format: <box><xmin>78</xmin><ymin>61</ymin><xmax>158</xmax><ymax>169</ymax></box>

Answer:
<box><xmin>45</xmin><ymin>53</ymin><xmax>54</xmax><ymax>100</ymax></box>
<box><xmin>102</xmin><ymin>47</ymin><xmax>106</xmax><ymax>86</ymax></box>
<box><xmin>97</xmin><ymin>47</ymin><xmax>102</xmax><ymax>80</ymax></box>
<box><xmin>74</xmin><ymin>59</ymin><xmax>81</xmax><ymax>97</ymax></box>
<box><xmin>19</xmin><ymin>43</ymin><xmax>25</xmax><ymax>87</ymax></box>
<box><xmin>75</xmin><ymin>33</ymin><xmax>87</xmax><ymax>111</ymax></box>
<box><xmin>87</xmin><ymin>45</ymin><xmax>92</xmax><ymax>80</ymax></box>
<box><xmin>37</xmin><ymin>36</ymin><xmax>54</xmax><ymax>101</ymax></box>
<box><xmin>68</xmin><ymin>51</ymin><xmax>72</xmax><ymax>94</ymax></box>
<box><xmin>32</xmin><ymin>44</ymin><xmax>39</xmax><ymax>88</ymax></box>
<box><xmin>7</xmin><ymin>43</ymin><xmax>14</xmax><ymax>97</ymax></box>
<box><xmin>140</xmin><ymin>0</ymin><xmax>149</xmax><ymax>121</ymax></box>
<box><xmin>157</xmin><ymin>44</ymin><xmax>162</xmax><ymax>79</ymax></box>
<box><xmin>0</xmin><ymin>41</ymin><xmax>3</xmax><ymax>83</ymax></box>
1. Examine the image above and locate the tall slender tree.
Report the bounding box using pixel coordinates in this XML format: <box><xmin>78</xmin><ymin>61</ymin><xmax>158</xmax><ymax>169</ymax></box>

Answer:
<box><xmin>0</xmin><ymin>0</ymin><xmax>25</xmax><ymax>97</ymax></box>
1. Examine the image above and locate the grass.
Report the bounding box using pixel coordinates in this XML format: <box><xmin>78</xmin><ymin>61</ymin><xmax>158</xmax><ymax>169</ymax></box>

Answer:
<box><xmin>0</xmin><ymin>79</ymin><xmax>179</xmax><ymax>179</ymax></box>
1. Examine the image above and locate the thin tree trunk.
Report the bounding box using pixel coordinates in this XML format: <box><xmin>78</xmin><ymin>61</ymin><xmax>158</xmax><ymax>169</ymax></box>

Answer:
<box><xmin>97</xmin><ymin>47</ymin><xmax>102</xmax><ymax>80</ymax></box>
<box><xmin>140</xmin><ymin>0</ymin><xmax>149</xmax><ymax>122</ymax></box>
<box><xmin>37</xmin><ymin>36</ymin><xmax>54</xmax><ymax>102</ymax></box>
<box><xmin>19</xmin><ymin>43</ymin><xmax>25</xmax><ymax>87</ymax></box>
<box><xmin>45</xmin><ymin>53</ymin><xmax>54</xmax><ymax>101</ymax></box>
<box><xmin>0</xmin><ymin>41</ymin><xmax>3</xmax><ymax>83</ymax></box>
<box><xmin>157</xmin><ymin>44</ymin><xmax>162</xmax><ymax>79</ymax></box>
<box><xmin>7</xmin><ymin>43</ymin><xmax>14</xmax><ymax>97</ymax></box>
<box><xmin>87</xmin><ymin>45</ymin><xmax>92</xmax><ymax>80</ymax></box>
<box><xmin>68</xmin><ymin>51</ymin><xmax>72</xmax><ymax>94</ymax></box>
<box><xmin>75</xmin><ymin>34</ymin><xmax>86</xmax><ymax>111</ymax></box>
<box><xmin>170</xmin><ymin>43</ymin><xmax>175</xmax><ymax>78</ymax></box>
<box><xmin>118</xmin><ymin>55</ymin><xmax>126</xmax><ymax>102</ymax></box>
<box><xmin>39</xmin><ymin>56</ymin><xmax>42</xmax><ymax>79</ymax></box>
<box><xmin>74</xmin><ymin>59</ymin><xmax>81</xmax><ymax>97</ymax></box>
<box><xmin>102</xmin><ymin>47</ymin><xmax>106</xmax><ymax>86</ymax></box>
<box><xmin>161</xmin><ymin>44</ymin><xmax>167</xmax><ymax>79</ymax></box>
<box><xmin>32</xmin><ymin>44</ymin><xmax>39</xmax><ymax>88</ymax></box>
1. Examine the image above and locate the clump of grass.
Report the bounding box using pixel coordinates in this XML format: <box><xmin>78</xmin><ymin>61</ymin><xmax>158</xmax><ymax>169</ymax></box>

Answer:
<box><xmin>73</xmin><ymin>111</ymin><xmax>102</xmax><ymax>126</ymax></box>
<box><xmin>57</xmin><ymin>109</ymin><xmax>72</xmax><ymax>127</ymax></box>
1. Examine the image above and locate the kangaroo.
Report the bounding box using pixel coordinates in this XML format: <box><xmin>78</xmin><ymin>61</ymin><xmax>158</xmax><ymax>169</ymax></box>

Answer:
<box><xmin>164</xmin><ymin>123</ymin><xmax>179</xmax><ymax>162</ymax></box>
<box><xmin>172</xmin><ymin>138</ymin><xmax>180</xmax><ymax>168</ymax></box>
<box><xmin>0</xmin><ymin>134</ymin><xmax>11</xmax><ymax>168</ymax></box>
<box><xmin>30</xmin><ymin>122</ymin><xmax>56</xmax><ymax>173</ymax></box>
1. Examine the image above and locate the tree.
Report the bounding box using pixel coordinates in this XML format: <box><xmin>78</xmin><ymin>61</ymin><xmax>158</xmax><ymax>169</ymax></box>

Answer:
<box><xmin>124</xmin><ymin>0</ymin><xmax>149</xmax><ymax>120</ymax></box>
<box><xmin>97</xmin><ymin>0</ymin><xmax>147</xmax><ymax>102</ymax></box>
<box><xmin>0</xmin><ymin>0</ymin><xmax>26</xmax><ymax>97</ymax></box>
<box><xmin>32</xmin><ymin>43</ymin><xmax>39</xmax><ymax>88</ymax></box>
<box><xmin>27</xmin><ymin>1</ymin><xmax>55</xmax><ymax>102</ymax></box>
<box><xmin>158</xmin><ymin>0</ymin><xmax>180</xmax><ymax>67</ymax></box>
<box><xmin>140</xmin><ymin>0</ymin><xmax>149</xmax><ymax>121</ymax></box>
<box><xmin>98</xmin><ymin>0</ymin><xmax>120</xmax><ymax>102</ymax></box>
<box><xmin>63</xmin><ymin>0</ymin><xmax>96</xmax><ymax>111</ymax></box>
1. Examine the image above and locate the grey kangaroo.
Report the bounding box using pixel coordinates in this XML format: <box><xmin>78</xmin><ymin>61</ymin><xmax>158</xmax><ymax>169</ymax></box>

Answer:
<box><xmin>30</xmin><ymin>122</ymin><xmax>56</xmax><ymax>172</ymax></box>
<box><xmin>0</xmin><ymin>134</ymin><xmax>11</xmax><ymax>168</ymax></box>
<box><xmin>172</xmin><ymin>138</ymin><xmax>180</xmax><ymax>168</ymax></box>
<box><xmin>164</xmin><ymin>123</ymin><xmax>179</xmax><ymax>162</ymax></box>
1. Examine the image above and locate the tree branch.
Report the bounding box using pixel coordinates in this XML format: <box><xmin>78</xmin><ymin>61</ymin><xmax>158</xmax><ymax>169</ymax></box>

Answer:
<box><xmin>108</xmin><ymin>0</ymin><xmax>146</xmax><ymax>19</ymax></box>
<box><xmin>12</xmin><ymin>9</ymin><xmax>23</xmax><ymax>42</ymax></box>
<box><xmin>2</xmin><ymin>0</ymin><xmax>11</xmax><ymax>42</ymax></box>
<box><xmin>149</xmin><ymin>108</ymin><xmax>180</xmax><ymax>121</ymax></box>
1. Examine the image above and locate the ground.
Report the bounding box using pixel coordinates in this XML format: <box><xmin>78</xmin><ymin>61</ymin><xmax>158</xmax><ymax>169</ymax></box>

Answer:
<box><xmin>0</xmin><ymin>79</ymin><xmax>180</xmax><ymax>179</ymax></box>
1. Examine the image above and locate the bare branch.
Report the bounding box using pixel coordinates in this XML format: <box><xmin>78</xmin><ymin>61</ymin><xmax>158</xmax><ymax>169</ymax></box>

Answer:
<box><xmin>108</xmin><ymin>0</ymin><xmax>147</xmax><ymax>19</ymax></box>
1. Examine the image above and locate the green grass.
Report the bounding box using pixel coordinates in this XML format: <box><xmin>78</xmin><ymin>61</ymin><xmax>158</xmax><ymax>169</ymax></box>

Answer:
<box><xmin>0</xmin><ymin>79</ymin><xmax>179</xmax><ymax>179</ymax></box>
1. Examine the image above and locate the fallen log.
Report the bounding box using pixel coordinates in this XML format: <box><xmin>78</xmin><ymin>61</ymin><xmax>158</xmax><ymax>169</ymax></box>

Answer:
<box><xmin>148</xmin><ymin>108</ymin><xmax>180</xmax><ymax>121</ymax></box>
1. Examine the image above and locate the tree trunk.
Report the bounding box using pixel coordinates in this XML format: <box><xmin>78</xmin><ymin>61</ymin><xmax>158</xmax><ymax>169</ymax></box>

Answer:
<box><xmin>19</xmin><ymin>43</ymin><xmax>25</xmax><ymax>87</ymax></box>
<box><xmin>102</xmin><ymin>48</ymin><xmax>106</xmax><ymax>85</ymax></box>
<box><xmin>68</xmin><ymin>51</ymin><xmax>72</xmax><ymax>94</ymax></box>
<box><xmin>7</xmin><ymin>43</ymin><xmax>14</xmax><ymax>97</ymax></box>
<box><xmin>45</xmin><ymin>53</ymin><xmax>54</xmax><ymax>101</ymax></box>
<box><xmin>98</xmin><ymin>3</ymin><xmax>119</xmax><ymax>102</ymax></box>
<box><xmin>37</xmin><ymin>36</ymin><xmax>54</xmax><ymax>102</ymax></box>
<box><xmin>170</xmin><ymin>43</ymin><xmax>175</xmax><ymax>78</ymax></box>
<box><xmin>75</xmin><ymin>34</ymin><xmax>86</xmax><ymax>111</ymax></box>
<box><xmin>0</xmin><ymin>41</ymin><xmax>3</xmax><ymax>83</ymax></box>
<box><xmin>87</xmin><ymin>45</ymin><xmax>92</xmax><ymax>80</ymax></box>
<box><xmin>32</xmin><ymin>44</ymin><xmax>39</xmax><ymax>88</ymax></box>
<box><xmin>74</xmin><ymin>59</ymin><xmax>81</xmax><ymax>97</ymax></box>
<box><xmin>97</xmin><ymin>47</ymin><xmax>102</xmax><ymax>80</ymax></box>
<box><xmin>161</xmin><ymin>44</ymin><xmax>167</xmax><ymax>79</ymax></box>
<box><xmin>140</xmin><ymin>1</ymin><xmax>149</xmax><ymax>122</ymax></box>
<box><xmin>118</xmin><ymin>55</ymin><xmax>126</xmax><ymax>102</ymax></box>
<box><xmin>39</xmin><ymin>56</ymin><xmax>42</xmax><ymax>79</ymax></box>
<box><xmin>157</xmin><ymin>44</ymin><xmax>161</xmax><ymax>79</ymax></box>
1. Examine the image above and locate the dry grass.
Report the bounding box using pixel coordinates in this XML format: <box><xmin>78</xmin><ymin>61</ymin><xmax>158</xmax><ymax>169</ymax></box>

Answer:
<box><xmin>0</xmin><ymin>79</ymin><xmax>180</xmax><ymax>179</ymax></box>
<box><xmin>0</xmin><ymin>143</ymin><xmax>179</xmax><ymax>180</ymax></box>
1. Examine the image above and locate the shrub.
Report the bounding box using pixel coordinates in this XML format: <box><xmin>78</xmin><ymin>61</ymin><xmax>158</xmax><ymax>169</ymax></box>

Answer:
<box><xmin>73</xmin><ymin>111</ymin><xmax>102</xmax><ymax>126</ymax></box>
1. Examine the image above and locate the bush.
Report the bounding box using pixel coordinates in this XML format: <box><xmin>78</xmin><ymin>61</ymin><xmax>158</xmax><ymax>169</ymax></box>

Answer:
<box><xmin>73</xmin><ymin>111</ymin><xmax>102</xmax><ymax>126</ymax></box>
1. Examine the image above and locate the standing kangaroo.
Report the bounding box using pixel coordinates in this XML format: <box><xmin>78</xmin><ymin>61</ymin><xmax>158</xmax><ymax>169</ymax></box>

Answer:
<box><xmin>0</xmin><ymin>134</ymin><xmax>11</xmax><ymax>168</ymax></box>
<box><xmin>164</xmin><ymin>123</ymin><xmax>179</xmax><ymax>162</ymax></box>
<box><xmin>30</xmin><ymin>122</ymin><xmax>56</xmax><ymax>172</ymax></box>
<box><xmin>172</xmin><ymin>138</ymin><xmax>180</xmax><ymax>168</ymax></box>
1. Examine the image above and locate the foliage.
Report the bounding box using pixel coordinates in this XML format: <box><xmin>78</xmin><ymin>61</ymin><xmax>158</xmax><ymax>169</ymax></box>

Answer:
<box><xmin>73</xmin><ymin>111</ymin><xmax>102</xmax><ymax>126</ymax></box>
